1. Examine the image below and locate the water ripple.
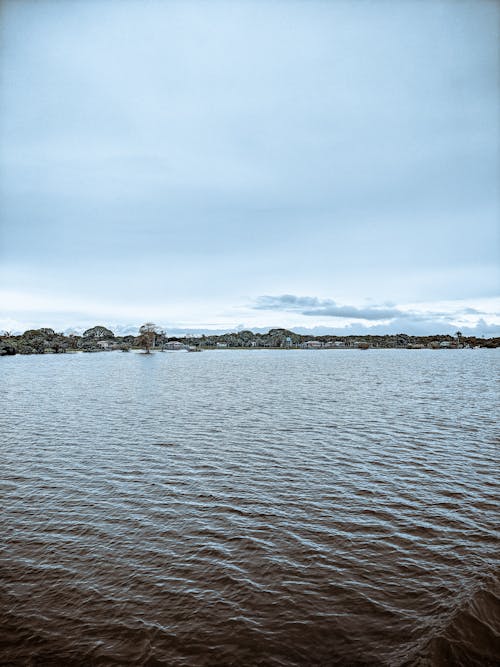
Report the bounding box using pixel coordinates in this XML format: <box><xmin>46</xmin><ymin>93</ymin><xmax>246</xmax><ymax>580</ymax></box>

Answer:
<box><xmin>1</xmin><ymin>349</ymin><xmax>499</xmax><ymax>665</ymax></box>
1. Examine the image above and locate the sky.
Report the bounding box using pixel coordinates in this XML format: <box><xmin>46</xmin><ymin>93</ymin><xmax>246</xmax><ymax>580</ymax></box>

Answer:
<box><xmin>1</xmin><ymin>0</ymin><xmax>499</xmax><ymax>336</ymax></box>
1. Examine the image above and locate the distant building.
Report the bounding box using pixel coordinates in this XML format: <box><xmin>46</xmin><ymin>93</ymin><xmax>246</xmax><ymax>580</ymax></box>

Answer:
<box><xmin>301</xmin><ymin>340</ymin><xmax>323</xmax><ymax>349</ymax></box>
<box><xmin>324</xmin><ymin>341</ymin><xmax>345</xmax><ymax>348</ymax></box>
<box><xmin>96</xmin><ymin>340</ymin><xmax>120</xmax><ymax>350</ymax></box>
<box><xmin>165</xmin><ymin>341</ymin><xmax>185</xmax><ymax>350</ymax></box>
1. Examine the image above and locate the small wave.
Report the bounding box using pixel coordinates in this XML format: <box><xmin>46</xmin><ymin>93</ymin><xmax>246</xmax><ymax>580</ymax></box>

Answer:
<box><xmin>402</xmin><ymin>580</ymin><xmax>500</xmax><ymax>666</ymax></box>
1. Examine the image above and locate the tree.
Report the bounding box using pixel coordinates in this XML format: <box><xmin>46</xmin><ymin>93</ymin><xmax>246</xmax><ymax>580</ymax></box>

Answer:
<box><xmin>38</xmin><ymin>328</ymin><xmax>55</xmax><ymax>337</ymax></box>
<box><xmin>68</xmin><ymin>334</ymin><xmax>80</xmax><ymax>349</ymax></box>
<box><xmin>83</xmin><ymin>325</ymin><xmax>115</xmax><ymax>340</ymax></box>
<box><xmin>22</xmin><ymin>328</ymin><xmax>55</xmax><ymax>353</ymax></box>
<box><xmin>156</xmin><ymin>329</ymin><xmax>167</xmax><ymax>350</ymax></box>
<box><xmin>138</xmin><ymin>323</ymin><xmax>159</xmax><ymax>353</ymax></box>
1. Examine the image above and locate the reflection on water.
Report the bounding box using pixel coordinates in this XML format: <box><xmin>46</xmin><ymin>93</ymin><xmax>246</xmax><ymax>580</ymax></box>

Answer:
<box><xmin>1</xmin><ymin>350</ymin><xmax>499</xmax><ymax>666</ymax></box>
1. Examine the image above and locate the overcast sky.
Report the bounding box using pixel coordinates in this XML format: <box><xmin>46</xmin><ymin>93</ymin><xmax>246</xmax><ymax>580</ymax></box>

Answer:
<box><xmin>1</xmin><ymin>0</ymin><xmax>499</xmax><ymax>335</ymax></box>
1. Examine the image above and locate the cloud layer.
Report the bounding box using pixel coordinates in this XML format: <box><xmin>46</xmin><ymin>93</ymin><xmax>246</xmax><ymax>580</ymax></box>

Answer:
<box><xmin>254</xmin><ymin>295</ymin><xmax>407</xmax><ymax>320</ymax></box>
<box><xmin>252</xmin><ymin>294</ymin><xmax>500</xmax><ymax>336</ymax></box>
<box><xmin>0</xmin><ymin>1</ymin><xmax>498</xmax><ymax>329</ymax></box>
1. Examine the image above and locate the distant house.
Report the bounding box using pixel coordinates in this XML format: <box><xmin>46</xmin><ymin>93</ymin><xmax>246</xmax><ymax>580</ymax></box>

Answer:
<box><xmin>301</xmin><ymin>340</ymin><xmax>323</xmax><ymax>349</ymax></box>
<box><xmin>216</xmin><ymin>342</ymin><xmax>228</xmax><ymax>348</ymax></box>
<box><xmin>324</xmin><ymin>341</ymin><xmax>345</xmax><ymax>348</ymax></box>
<box><xmin>97</xmin><ymin>340</ymin><xmax>120</xmax><ymax>350</ymax></box>
<box><xmin>165</xmin><ymin>341</ymin><xmax>185</xmax><ymax>350</ymax></box>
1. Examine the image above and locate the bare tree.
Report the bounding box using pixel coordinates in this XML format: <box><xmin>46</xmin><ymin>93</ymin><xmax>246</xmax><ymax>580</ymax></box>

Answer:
<box><xmin>139</xmin><ymin>322</ymin><xmax>159</xmax><ymax>353</ymax></box>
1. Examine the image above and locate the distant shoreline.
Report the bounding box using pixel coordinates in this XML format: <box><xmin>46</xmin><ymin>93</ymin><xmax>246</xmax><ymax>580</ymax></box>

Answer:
<box><xmin>1</xmin><ymin>326</ymin><xmax>499</xmax><ymax>356</ymax></box>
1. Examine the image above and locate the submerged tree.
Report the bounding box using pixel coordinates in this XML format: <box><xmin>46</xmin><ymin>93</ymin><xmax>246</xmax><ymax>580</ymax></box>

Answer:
<box><xmin>139</xmin><ymin>322</ymin><xmax>159</xmax><ymax>354</ymax></box>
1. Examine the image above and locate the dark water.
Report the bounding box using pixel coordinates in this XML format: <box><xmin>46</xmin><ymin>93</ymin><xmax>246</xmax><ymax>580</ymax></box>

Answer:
<box><xmin>1</xmin><ymin>349</ymin><xmax>499</xmax><ymax>666</ymax></box>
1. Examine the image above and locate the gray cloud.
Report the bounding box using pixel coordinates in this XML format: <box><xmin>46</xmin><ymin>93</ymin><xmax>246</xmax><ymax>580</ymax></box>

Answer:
<box><xmin>253</xmin><ymin>294</ymin><xmax>499</xmax><ymax>331</ymax></box>
<box><xmin>254</xmin><ymin>295</ymin><xmax>407</xmax><ymax>320</ymax></box>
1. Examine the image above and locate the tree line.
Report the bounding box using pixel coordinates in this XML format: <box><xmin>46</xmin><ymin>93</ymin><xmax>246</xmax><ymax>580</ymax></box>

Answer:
<box><xmin>1</xmin><ymin>324</ymin><xmax>498</xmax><ymax>356</ymax></box>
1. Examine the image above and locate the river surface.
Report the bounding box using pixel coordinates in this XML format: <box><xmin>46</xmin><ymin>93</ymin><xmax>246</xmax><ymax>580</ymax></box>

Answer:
<box><xmin>1</xmin><ymin>349</ymin><xmax>499</xmax><ymax>666</ymax></box>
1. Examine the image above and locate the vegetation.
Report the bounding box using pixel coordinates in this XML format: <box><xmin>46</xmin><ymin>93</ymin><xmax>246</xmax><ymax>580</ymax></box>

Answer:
<box><xmin>83</xmin><ymin>325</ymin><xmax>115</xmax><ymax>340</ymax></box>
<box><xmin>138</xmin><ymin>323</ymin><xmax>160</xmax><ymax>354</ymax></box>
<box><xmin>1</xmin><ymin>326</ymin><xmax>499</xmax><ymax>356</ymax></box>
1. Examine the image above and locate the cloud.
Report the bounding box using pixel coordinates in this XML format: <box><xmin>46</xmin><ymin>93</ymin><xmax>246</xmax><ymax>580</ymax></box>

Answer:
<box><xmin>254</xmin><ymin>294</ymin><xmax>408</xmax><ymax>320</ymax></box>
<box><xmin>252</xmin><ymin>294</ymin><xmax>500</xmax><ymax>336</ymax></box>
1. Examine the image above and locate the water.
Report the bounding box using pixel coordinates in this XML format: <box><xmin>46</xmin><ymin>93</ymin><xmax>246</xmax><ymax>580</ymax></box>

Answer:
<box><xmin>1</xmin><ymin>349</ymin><xmax>499</xmax><ymax>666</ymax></box>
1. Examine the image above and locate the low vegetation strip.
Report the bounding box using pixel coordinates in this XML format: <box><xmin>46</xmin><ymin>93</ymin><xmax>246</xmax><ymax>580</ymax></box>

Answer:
<box><xmin>1</xmin><ymin>325</ymin><xmax>498</xmax><ymax>356</ymax></box>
